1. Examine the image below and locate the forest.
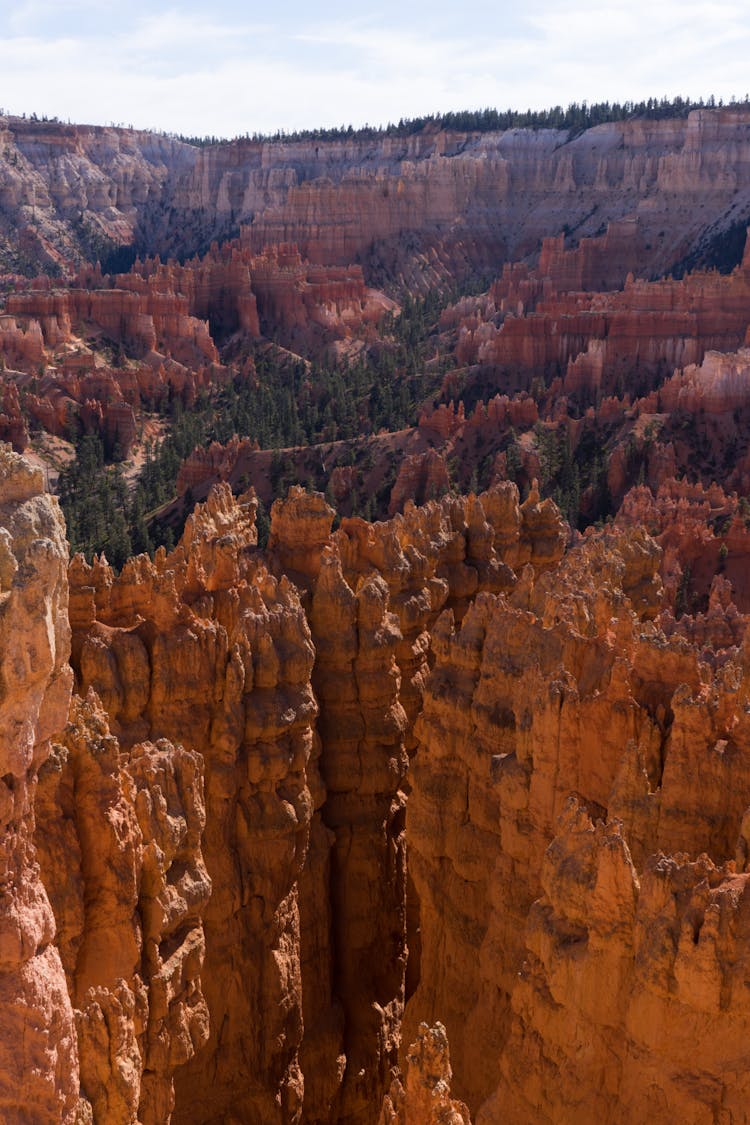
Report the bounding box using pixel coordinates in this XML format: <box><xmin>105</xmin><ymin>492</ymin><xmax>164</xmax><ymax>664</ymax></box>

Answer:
<box><xmin>171</xmin><ymin>94</ymin><xmax>735</xmax><ymax>147</ymax></box>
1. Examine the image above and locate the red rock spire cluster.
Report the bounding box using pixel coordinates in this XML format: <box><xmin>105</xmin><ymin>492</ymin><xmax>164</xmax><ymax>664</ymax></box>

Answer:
<box><xmin>5</xmin><ymin>105</ymin><xmax>750</xmax><ymax>1124</ymax></box>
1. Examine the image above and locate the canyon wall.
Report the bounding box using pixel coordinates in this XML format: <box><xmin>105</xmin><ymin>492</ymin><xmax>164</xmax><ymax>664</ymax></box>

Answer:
<box><xmin>4</xmin><ymin>109</ymin><xmax>750</xmax><ymax>285</ymax></box>
<box><xmin>0</xmin><ymin>447</ymin><xmax>78</xmax><ymax>1121</ymax></box>
<box><xmin>0</xmin><ymin>234</ymin><xmax>393</xmax><ymax>456</ymax></box>
<box><xmin>10</xmin><ymin>100</ymin><xmax>750</xmax><ymax>1125</ymax></box>
<box><xmin>0</xmin><ymin>448</ymin><xmax>212</xmax><ymax>1124</ymax></box>
<box><xmin>405</xmin><ymin>519</ymin><xmax>750</xmax><ymax>1124</ymax></box>
<box><xmin>58</xmin><ymin>479</ymin><xmax>563</xmax><ymax>1124</ymax></box>
<box><xmin>6</xmin><ymin>451</ymin><xmax>750</xmax><ymax>1122</ymax></box>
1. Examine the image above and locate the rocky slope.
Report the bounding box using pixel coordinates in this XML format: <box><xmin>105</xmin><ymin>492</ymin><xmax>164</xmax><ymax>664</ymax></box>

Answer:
<box><xmin>11</xmin><ymin>101</ymin><xmax>750</xmax><ymax>1125</ymax></box>
<box><xmin>0</xmin><ymin>236</ymin><xmax>394</xmax><ymax>459</ymax></box>
<box><xmin>5</xmin><ymin>109</ymin><xmax>750</xmax><ymax>286</ymax></box>
<box><xmin>151</xmin><ymin>223</ymin><xmax>750</xmax><ymax>545</ymax></box>
<box><xmin>0</xmin><ymin>447</ymin><xmax>78</xmax><ymax>1122</ymax></box>
<box><xmin>7</xmin><ymin>438</ymin><xmax>750</xmax><ymax>1122</ymax></box>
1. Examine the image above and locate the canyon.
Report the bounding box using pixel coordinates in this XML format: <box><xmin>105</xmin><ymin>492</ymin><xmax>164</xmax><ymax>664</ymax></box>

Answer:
<box><xmin>2</xmin><ymin>108</ymin><xmax>750</xmax><ymax>288</ymax></box>
<box><xmin>10</xmin><ymin>450</ymin><xmax>750</xmax><ymax>1124</ymax></box>
<box><xmin>4</xmin><ymin>104</ymin><xmax>750</xmax><ymax>1124</ymax></box>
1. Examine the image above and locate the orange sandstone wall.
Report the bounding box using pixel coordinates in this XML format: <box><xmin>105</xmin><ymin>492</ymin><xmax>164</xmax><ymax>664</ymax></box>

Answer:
<box><xmin>0</xmin><ymin>448</ymin><xmax>79</xmax><ymax>1121</ymax></box>
<box><xmin>14</xmin><ymin>462</ymin><xmax>750</xmax><ymax>1123</ymax></box>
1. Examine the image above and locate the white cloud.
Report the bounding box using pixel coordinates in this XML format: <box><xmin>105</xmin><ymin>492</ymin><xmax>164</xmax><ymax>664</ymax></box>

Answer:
<box><xmin>119</xmin><ymin>9</ymin><xmax>267</xmax><ymax>54</ymax></box>
<box><xmin>2</xmin><ymin>1</ymin><xmax>750</xmax><ymax>136</ymax></box>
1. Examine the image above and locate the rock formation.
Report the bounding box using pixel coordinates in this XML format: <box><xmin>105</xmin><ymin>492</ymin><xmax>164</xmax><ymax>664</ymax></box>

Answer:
<box><xmin>0</xmin><ymin>236</ymin><xmax>395</xmax><ymax>455</ymax></box>
<box><xmin>118</xmin><ymin>239</ymin><xmax>395</xmax><ymax>359</ymax></box>
<box><xmin>4</xmin><ymin>109</ymin><xmax>750</xmax><ymax>286</ymax></box>
<box><xmin>380</xmin><ymin>1023</ymin><xmax>471</xmax><ymax>1125</ymax></box>
<box><xmin>8</xmin><ymin>434</ymin><xmax>750</xmax><ymax>1122</ymax></box>
<box><xmin>36</xmin><ymin>694</ymin><xmax>211</xmax><ymax>1124</ymax></box>
<box><xmin>11</xmin><ymin>100</ymin><xmax>750</xmax><ymax>1125</ymax></box>
<box><xmin>0</xmin><ymin>446</ymin><xmax>78</xmax><ymax>1122</ymax></box>
<box><xmin>450</xmin><ymin>247</ymin><xmax>750</xmax><ymax>401</ymax></box>
<box><xmin>66</xmin><ymin>485</ymin><xmax>318</xmax><ymax>1123</ymax></box>
<box><xmin>58</xmin><ymin>478</ymin><xmax>566</xmax><ymax>1124</ymax></box>
<box><xmin>395</xmin><ymin>509</ymin><xmax>750</xmax><ymax>1123</ymax></box>
<box><xmin>0</xmin><ymin>444</ymin><xmax>214</xmax><ymax>1125</ymax></box>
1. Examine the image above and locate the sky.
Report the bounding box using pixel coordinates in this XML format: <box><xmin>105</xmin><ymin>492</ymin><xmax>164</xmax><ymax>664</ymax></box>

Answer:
<box><xmin>1</xmin><ymin>0</ymin><xmax>749</xmax><ymax>138</ymax></box>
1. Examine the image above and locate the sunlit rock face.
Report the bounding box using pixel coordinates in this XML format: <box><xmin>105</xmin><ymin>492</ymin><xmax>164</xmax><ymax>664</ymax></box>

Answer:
<box><xmin>5</xmin><ymin>109</ymin><xmax>750</xmax><ymax>285</ymax></box>
<box><xmin>36</xmin><ymin>693</ymin><xmax>211</xmax><ymax>1125</ymax></box>
<box><xmin>0</xmin><ymin>446</ymin><xmax>79</xmax><ymax>1122</ymax></box>
<box><xmin>6</xmin><ymin>445</ymin><xmax>750</xmax><ymax>1123</ymax></box>
<box><xmin>57</xmin><ymin>480</ymin><xmax>566</xmax><ymax>1123</ymax></box>
<box><xmin>379</xmin><ymin>1022</ymin><xmax>471</xmax><ymax>1125</ymax></box>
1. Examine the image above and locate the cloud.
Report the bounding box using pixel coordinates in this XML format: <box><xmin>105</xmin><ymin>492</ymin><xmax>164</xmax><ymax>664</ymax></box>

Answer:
<box><xmin>1</xmin><ymin>1</ymin><xmax>749</xmax><ymax>136</ymax></box>
<box><xmin>120</xmin><ymin>9</ymin><xmax>268</xmax><ymax>54</ymax></box>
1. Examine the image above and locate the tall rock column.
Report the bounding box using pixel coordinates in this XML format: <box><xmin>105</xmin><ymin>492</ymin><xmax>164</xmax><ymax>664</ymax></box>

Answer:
<box><xmin>268</xmin><ymin>489</ymin><xmax>412</xmax><ymax>1124</ymax></box>
<box><xmin>310</xmin><ymin>555</ymin><xmax>409</xmax><ymax>1124</ymax></box>
<box><xmin>68</xmin><ymin>486</ymin><xmax>320</xmax><ymax>1124</ymax></box>
<box><xmin>0</xmin><ymin>447</ymin><xmax>78</xmax><ymax>1121</ymax></box>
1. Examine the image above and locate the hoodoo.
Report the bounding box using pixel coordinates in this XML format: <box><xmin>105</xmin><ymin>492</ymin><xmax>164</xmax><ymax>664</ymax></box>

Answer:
<box><xmin>3</xmin><ymin>100</ymin><xmax>750</xmax><ymax>1122</ymax></box>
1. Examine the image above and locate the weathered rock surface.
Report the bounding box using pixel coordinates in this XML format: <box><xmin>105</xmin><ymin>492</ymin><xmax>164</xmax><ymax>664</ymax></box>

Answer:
<box><xmin>0</xmin><ymin>445</ymin><xmax>79</xmax><ymax>1122</ymax></box>
<box><xmin>60</xmin><ymin>480</ymin><xmax>567</xmax><ymax>1124</ymax></box>
<box><xmin>479</xmin><ymin>804</ymin><xmax>750</xmax><ymax>1125</ymax></box>
<box><xmin>36</xmin><ymin>692</ymin><xmax>211</xmax><ymax>1124</ymax></box>
<box><xmin>5</xmin><ymin>109</ymin><xmax>750</xmax><ymax>286</ymax></box>
<box><xmin>67</xmin><ymin>485</ymin><xmax>318</xmax><ymax>1124</ymax></box>
<box><xmin>12</xmin><ymin>444</ymin><xmax>750</xmax><ymax>1124</ymax></box>
<box><xmin>452</xmin><ymin>247</ymin><xmax>750</xmax><ymax>401</ymax></box>
<box><xmin>397</xmin><ymin>504</ymin><xmax>750</xmax><ymax>1124</ymax></box>
<box><xmin>380</xmin><ymin>1023</ymin><xmax>470</xmax><ymax>1125</ymax></box>
<box><xmin>15</xmin><ymin>99</ymin><xmax>750</xmax><ymax>1125</ymax></box>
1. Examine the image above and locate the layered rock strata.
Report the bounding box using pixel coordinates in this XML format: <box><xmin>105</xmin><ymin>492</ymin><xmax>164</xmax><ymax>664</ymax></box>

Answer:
<box><xmin>399</xmin><ymin>509</ymin><xmax>750</xmax><ymax>1124</ymax></box>
<box><xmin>36</xmin><ymin>693</ymin><xmax>211</xmax><ymax>1124</ymax></box>
<box><xmin>5</xmin><ymin>109</ymin><xmax>750</xmax><ymax>285</ymax></box>
<box><xmin>66</xmin><ymin>486</ymin><xmax>317</xmax><ymax>1123</ymax></box>
<box><xmin>0</xmin><ymin>446</ymin><xmax>78</xmax><ymax>1121</ymax></box>
<box><xmin>61</xmin><ymin>480</ymin><xmax>565</xmax><ymax>1124</ymax></box>
<box><xmin>12</xmin><ymin>446</ymin><xmax>750</xmax><ymax>1123</ymax></box>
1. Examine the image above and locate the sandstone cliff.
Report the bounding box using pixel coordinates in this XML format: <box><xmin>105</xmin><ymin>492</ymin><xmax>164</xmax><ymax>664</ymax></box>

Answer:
<box><xmin>59</xmin><ymin>480</ymin><xmax>565</xmax><ymax>1124</ymax></box>
<box><xmin>400</xmin><ymin>512</ymin><xmax>750</xmax><ymax>1124</ymax></box>
<box><xmin>36</xmin><ymin>693</ymin><xmax>211</xmax><ymax>1124</ymax></box>
<box><xmin>0</xmin><ymin>447</ymin><xmax>78</xmax><ymax>1121</ymax></box>
<box><xmin>5</xmin><ymin>109</ymin><xmax>750</xmax><ymax>287</ymax></box>
<box><xmin>67</xmin><ymin>485</ymin><xmax>319</xmax><ymax>1123</ymax></box>
<box><xmin>13</xmin><ymin>98</ymin><xmax>750</xmax><ymax>1125</ymax></box>
<box><xmin>9</xmin><ymin>449</ymin><xmax>750</xmax><ymax>1123</ymax></box>
<box><xmin>0</xmin><ymin>444</ymin><xmax>214</xmax><ymax>1123</ymax></box>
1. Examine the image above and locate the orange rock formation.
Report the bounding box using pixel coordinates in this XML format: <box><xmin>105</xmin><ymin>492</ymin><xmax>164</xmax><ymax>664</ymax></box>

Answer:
<box><xmin>58</xmin><ymin>480</ymin><xmax>566</xmax><ymax>1123</ymax></box>
<box><xmin>36</xmin><ymin>694</ymin><xmax>210</xmax><ymax>1123</ymax></box>
<box><xmin>380</xmin><ymin>1023</ymin><xmax>471</xmax><ymax>1125</ymax></box>
<box><xmin>0</xmin><ymin>447</ymin><xmax>78</xmax><ymax>1121</ymax></box>
<box><xmin>7</xmin><ymin>445</ymin><xmax>750</xmax><ymax>1122</ymax></box>
<box><xmin>12</xmin><ymin>102</ymin><xmax>750</xmax><ymax>1125</ymax></box>
<box><xmin>451</xmin><ymin>241</ymin><xmax>750</xmax><ymax>402</ymax></box>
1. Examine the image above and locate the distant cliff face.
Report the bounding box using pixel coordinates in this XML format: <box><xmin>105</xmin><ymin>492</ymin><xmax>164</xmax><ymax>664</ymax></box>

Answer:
<box><xmin>4</xmin><ymin>109</ymin><xmax>750</xmax><ymax>286</ymax></box>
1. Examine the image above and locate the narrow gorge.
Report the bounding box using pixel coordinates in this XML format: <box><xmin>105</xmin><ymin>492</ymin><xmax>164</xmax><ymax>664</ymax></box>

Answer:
<box><xmin>4</xmin><ymin>453</ymin><xmax>750</xmax><ymax>1123</ymax></box>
